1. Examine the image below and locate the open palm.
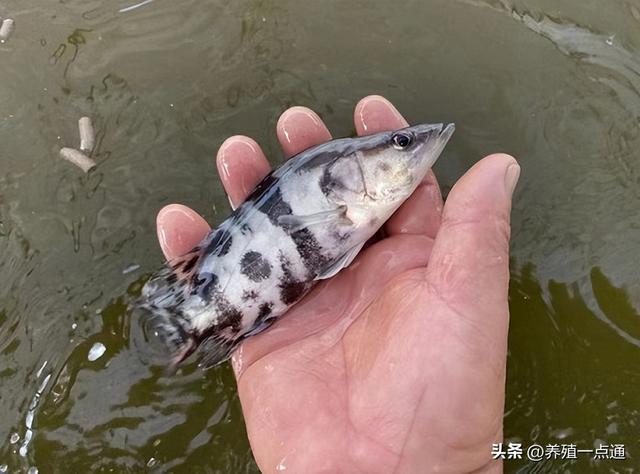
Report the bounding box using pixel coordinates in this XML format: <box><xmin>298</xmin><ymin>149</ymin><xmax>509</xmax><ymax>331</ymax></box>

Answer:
<box><xmin>156</xmin><ymin>96</ymin><xmax>518</xmax><ymax>473</ymax></box>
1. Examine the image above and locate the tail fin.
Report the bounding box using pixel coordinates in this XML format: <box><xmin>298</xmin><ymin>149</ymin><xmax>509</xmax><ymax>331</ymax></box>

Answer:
<box><xmin>138</xmin><ymin>236</ymin><xmax>240</xmax><ymax>369</ymax></box>
<box><xmin>138</xmin><ymin>249</ymin><xmax>204</xmax><ymax>368</ymax></box>
<box><xmin>141</xmin><ymin>307</ymin><xmax>197</xmax><ymax>370</ymax></box>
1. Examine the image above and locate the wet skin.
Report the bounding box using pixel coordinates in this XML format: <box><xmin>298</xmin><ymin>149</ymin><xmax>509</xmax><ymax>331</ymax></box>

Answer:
<box><xmin>156</xmin><ymin>95</ymin><xmax>519</xmax><ymax>473</ymax></box>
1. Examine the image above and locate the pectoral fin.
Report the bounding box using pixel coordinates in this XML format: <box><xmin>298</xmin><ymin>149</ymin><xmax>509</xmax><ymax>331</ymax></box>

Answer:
<box><xmin>315</xmin><ymin>241</ymin><xmax>365</xmax><ymax>280</ymax></box>
<box><xmin>277</xmin><ymin>206</ymin><xmax>349</xmax><ymax>233</ymax></box>
<box><xmin>197</xmin><ymin>334</ymin><xmax>237</xmax><ymax>369</ymax></box>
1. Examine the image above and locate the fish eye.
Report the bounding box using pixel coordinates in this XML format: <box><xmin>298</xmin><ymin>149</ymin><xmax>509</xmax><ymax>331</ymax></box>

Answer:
<box><xmin>391</xmin><ymin>132</ymin><xmax>413</xmax><ymax>150</ymax></box>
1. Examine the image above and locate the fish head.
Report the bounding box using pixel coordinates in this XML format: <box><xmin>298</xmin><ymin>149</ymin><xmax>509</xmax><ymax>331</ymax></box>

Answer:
<box><xmin>359</xmin><ymin>123</ymin><xmax>455</xmax><ymax>202</ymax></box>
<box><xmin>323</xmin><ymin>123</ymin><xmax>454</xmax><ymax>225</ymax></box>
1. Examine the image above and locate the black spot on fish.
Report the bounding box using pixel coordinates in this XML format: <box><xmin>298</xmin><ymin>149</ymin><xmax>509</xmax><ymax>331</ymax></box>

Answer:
<box><xmin>182</xmin><ymin>255</ymin><xmax>198</xmax><ymax>273</ymax></box>
<box><xmin>280</xmin><ymin>280</ymin><xmax>308</xmax><ymax>305</ymax></box>
<box><xmin>242</xmin><ymin>290</ymin><xmax>259</xmax><ymax>301</ymax></box>
<box><xmin>256</xmin><ymin>302</ymin><xmax>272</xmax><ymax>323</ymax></box>
<box><xmin>263</xmin><ymin>188</ymin><xmax>295</xmax><ymax>226</ymax></box>
<box><xmin>240</xmin><ymin>223</ymin><xmax>252</xmax><ymax>235</ymax></box>
<box><xmin>219</xmin><ymin>234</ymin><xmax>233</xmax><ymax>256</ymax></box>
<box><xmin>260</xmin><ymin>188</ymin><xmax>329</xmax><ymax>273</ymax></box>
<box><xmin>240</xmin><ymin>251</ymin><xmax>272</xmax><ymax>282</ymax></box>
<box><xmin>166</xmin><ymin>273</ymin><xmax>178</xmax><ymax>285</ymax></box>
<box><xmin>220</xmin><ymin>305</ymin><xmax>243</xmax><ymax>331</ymax></box>
<box><xmin>246</xmin><ymin>302</ymin><xmax>277</xmax><ymax>337</ymax></box>
<box><xmin>278</xmin><ymin>253</ymin><xmax>310</xmax><ymax>305</ymax></box>
<box><xmin>193</xmin><ymin>272</ymin><xmax>218</xmax><ymax>300</ymax></box>
<box><xmin>319</xmin><ymin>166</ymin><xmax>344</xmax><ymax>196</ymax></box>
<box><xmin>205</xmin><ymin>227</ymin><xmax>233</xmax><ymax>257</ymax></box>
<box><xmin>291</xmin><ymin>228</ymin><xmax>329</xmax><ymax>270</ymax></box>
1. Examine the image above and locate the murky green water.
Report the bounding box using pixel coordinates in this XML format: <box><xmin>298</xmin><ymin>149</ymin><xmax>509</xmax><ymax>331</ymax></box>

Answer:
<box><xmin>1</xmin><ymin>0</ymin><xmax>639</xmax><ymax>472</ymax></box>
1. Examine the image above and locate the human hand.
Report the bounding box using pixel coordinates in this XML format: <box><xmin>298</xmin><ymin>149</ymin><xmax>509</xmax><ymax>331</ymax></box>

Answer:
<box><xmin>156</xmin><ymin>95</ymin><xmax>519</xmax><ymax>473</ymax></box>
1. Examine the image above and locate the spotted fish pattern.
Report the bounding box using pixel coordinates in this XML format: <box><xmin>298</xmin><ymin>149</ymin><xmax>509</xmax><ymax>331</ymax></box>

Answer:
<box><xmin>139</xmin><ymin>123</ymin><xmax>455</xmax><ymax>368</ymax></box>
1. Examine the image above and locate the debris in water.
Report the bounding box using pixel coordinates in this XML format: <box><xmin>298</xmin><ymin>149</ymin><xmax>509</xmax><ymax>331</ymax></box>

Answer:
<box><xmin>60</xmin><ymin>147</ymin><xmax>96</xmax><ymax>173</ymax></box>
<box><xmin>19</xmin><ymin>373</ymin><xmax>51</xmax><ymax>458</ymax></box>
<box><xmin>78</xmin><ymin>116</ymin><xmax>95</xmax><ymax>153</ymax></box>
<box><xmin>146</xmin><ymin>458</ymin><xmax>157</xmax><ymax>468</ymax></box>
<box><xmin>88</xmin><ymin>342</ymin><xmax>106</xmax><ymax>361</ymax></box>
<box><xmin>119</xmin><ymin>0</ymin><xmax>155</xmax><ymax>13</ymax></box>
<box><xmin>27</xmin><ymin>467</ymin><xmax>38</xmax><ymax>474</ymax></box>
<box><xmin>0</xmin><ymin>464</ymin><xmax>7</xmax><ymax>473</ymax></box>
<box><xmin>36</xmin><ymin>360</ymin><xmax>48</xmax><ymax>378</ymax></box>
<box><xmin>10</xmin><ymin>432</ymin><xmax>19</xmax><ymax>444</ymax></box>
<box><xmin>122</xmin><ymin>263</ymin><xmax>141</xmax><ymax>274</ymax></box>
<box><xmin>71</xmin><ymin>322</ymin><xmax>78</xmax><ymax>330</ymax></box>
<box><xmin>0</xmin><ymin>18</ymin><xmax>15</xmax><ymax>43</ymax></box>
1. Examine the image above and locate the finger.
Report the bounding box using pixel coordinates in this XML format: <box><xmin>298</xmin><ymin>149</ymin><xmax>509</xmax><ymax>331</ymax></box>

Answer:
<box><xmin>426</xmin><ymin>153</ymin><xmax>519</xmax><ymax>338</ymax></box>
<box><xmin>277</xmin><ymin>106</ymin><xmax>332</xmax><ymax>158</ymax></box>
<box><xmin>156</xmin><ymin>204</ymin><xmax>211</xmax><ymax>260</ymax></box>
<box><xmin>354</xmin><ymin>95</ymin><xmax>444</xmax><ymax>238</ymax></box>
<box><xmin>354</xmin><ymin>94</ymin><xmax>408</xmax><ymax>134</ymax></box>
<box><xmin>216</xmin><ymin>136</ymin><xmax>271</xmax><ymax>208</ymax></box>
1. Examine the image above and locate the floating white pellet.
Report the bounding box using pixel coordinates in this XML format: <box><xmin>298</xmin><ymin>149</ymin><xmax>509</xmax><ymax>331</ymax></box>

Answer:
<box><xmin>19</xmin><ymin>429</ymin><xmax>32</xmax><ymax>457</ymax></box>
<box><xmin>119</xmin><ymin>0</ymin><xmax>155</xmax><ymax>13</ymax></box>
<box><xmin>0</xmin><ymin>18</ymin><xmax>15</xmax><ymax>43</ymax></box>
<box><xmin>10</xmin><ymin>432</ymin><xmax>19</xmax><ymax>444</ymax></box>
<box><xmin>88</xmin><ymin>342</ymin><xmax>106</xmax><ymax>361</ymax></box>
<box><xmin>78</xmin><ymin>116</ymin><xmax>95</xmax><ymax>153</ymax></box>
<box><xmin>122</xmin><ymin>263</ymin><xmax>140</xmax><ymax>274</ymax></box>
<box><xmin>59</xmin><ymin>147</ymin><xmax>96</xmax><ymax>173</ymax></box>
<box><xmin>25</xmin><ymin>411</ymin><xmax>34</xmax><ymax>429</ymax></box>
<box><xmin>36</xmin><ymin>360</ymin><xmax>48</xmax><ymax>378</ymax></box>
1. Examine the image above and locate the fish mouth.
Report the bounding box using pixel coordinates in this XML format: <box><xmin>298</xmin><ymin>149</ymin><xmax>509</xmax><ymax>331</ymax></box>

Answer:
<box><xmin>410</xmin><ymin>122</ymin><xmax>455</xmax><ymax>151</ymax></box>
<box><xmin>406</xmin><ymin>122</ymin><xmax>455</xmax><ymax>170</ymax></box>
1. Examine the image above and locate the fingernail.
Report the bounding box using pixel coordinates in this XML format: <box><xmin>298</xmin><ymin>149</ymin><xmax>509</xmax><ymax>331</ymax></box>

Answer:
<box><xmin>505</xmin><ymin>163</ymin><xmax>521</xmax><ymax>196</ymax></box>
<box><xmin>357</xmin><ymin>95</ymin><xmax>408</xmax><ymax>133</ymax></box>
<box><xmin>156</xmin><ymin>205</ymin><xmax>195</xmax><ymax>255</ymax></box>
<box><xmin>156</xmin><ymin>220</ymin><xmax>172</xmax><ymax>258</ymax></box>
<box><xmin>157</xmin><ymin>207</ymin><xmax>182</xmax><ymax>255</ymax></box>
<box><xmin>278</xmin><ymin>107</ymin><xmax>326</xmax><ymax>145</ymax></box>
<box><xmin>217</xmin><ymin>136</ymin><xmax>260</xmax><ymax>180</ymax></box>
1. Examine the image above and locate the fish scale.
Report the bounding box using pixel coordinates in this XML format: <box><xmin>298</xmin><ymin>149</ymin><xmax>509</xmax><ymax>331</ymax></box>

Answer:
<box><xmin>139</xmin><ymin>123</ymin><xmax>455</xmax><ymax>368</ymax></box>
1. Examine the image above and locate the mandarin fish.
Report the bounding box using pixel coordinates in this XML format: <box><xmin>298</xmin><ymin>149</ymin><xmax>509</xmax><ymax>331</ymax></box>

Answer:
<box><xmin>139</xmin><ymin>123</ymin><xmax>455</xmax><ymax>368</ymax></box>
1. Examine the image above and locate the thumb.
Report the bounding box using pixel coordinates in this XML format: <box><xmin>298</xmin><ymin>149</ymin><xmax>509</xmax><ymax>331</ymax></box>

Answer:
<box><xmin>426</xmin><ymin>153</ymin><xmax>519</xmax><ymax>341</ymax></box>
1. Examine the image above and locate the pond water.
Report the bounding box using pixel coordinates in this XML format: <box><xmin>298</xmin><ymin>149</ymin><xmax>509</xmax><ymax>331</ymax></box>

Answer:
<box><xmin>1</xmin><ymin>0</ymin><xmax>639</xmax><ymax>471</ymax></box>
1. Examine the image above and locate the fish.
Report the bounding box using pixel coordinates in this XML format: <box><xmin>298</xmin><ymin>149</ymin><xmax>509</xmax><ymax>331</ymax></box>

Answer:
<box><xmin>139</xmin><ymin>122</ymin><xmax>455</xmax><ymax>369</ymax></box>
